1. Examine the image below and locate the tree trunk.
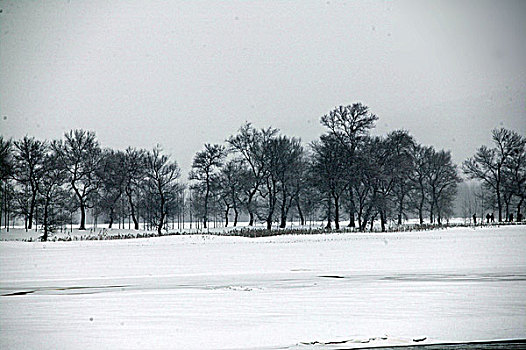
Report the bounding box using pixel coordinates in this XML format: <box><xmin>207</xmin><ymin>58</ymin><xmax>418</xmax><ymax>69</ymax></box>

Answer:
<box><xmin>157</xmin><ymin>191</ymin><xmax>165</xmax><ymax>235</ymax></box>
<box><xmin>347</xmin><ymin>188</ymin><xmax>355</xmax><ymax>228</ymax></box>
<box><xmin>333</xmin><ymin>193</ymin><xmax>340</xmax><ymax>230</ymax></box>
<box><xmin>126</xmin><ymin>188</ymin><xmax>139</xmax><ymax>230</ymax></box>
<box><xmin>380</xmin><ymin>210</ymin><xmax>386</xmax><ymax>232</ymax></box>
<box><xmin>224</xmin><ymin>206</ymin><xmax>229</xmax><ymax>227</ymax></box>
<box><xmin>204</xmin><ymin>182</ymin><xmax>209</xmax><ymax>229</ymax></box>
<box><xmin>325</xmin><ymin>192</ymin><xmax>332</xmax><ymax>229</ymax></box>
<box><xmin>517</xmin><ymin>198</ymin><xmax>524</xmax><ymax>222</ymax></box>
<box><xmin>296</xmin><ymin>199</ymin><xmax>305</xmax><ymax>226</ymax></box>
<box><xmin>28</xmin><ymin>190</ymin><xmax>37</xmax><ymax>230</ymax></box>
<box><xmin>43</xmin><ymin>196</ymin><xmax>50</xmax><ymax>242</ymax></box>
<box><xmin>233</xmin><ymin>207</ymin><xmax>238</xmax><ymax>227</ymax></box>
<box><xmin>496</xmin><ymin>185</ymin><xmax>502</xmax><ymax>222</ymax></box>
<box><xmin>419</xmin><ymin>189</ymin><xmax>425</xmax><ymax>225</ymax></box>
<box><xmin>79</xmin><ymin>201</ymin><xmax>86</xmax><ymax>230</ymax></box>
<box><xmin>397</xmin><ymin>193</ymin><xmax>404</xmax><ymax>225</ymax></box>
<box><xmin>108</xmin><ymin>208</ymin><xmax>114</xmax><ymax>229</ymax></box>
<box><xmin>247</xmin><ymin>191</ymin><xmax>256</xmax><ymax>226</ymax></box>
<box><xmin>429</xmin><ymin>198</ymin><xmax>435</xmax><ymax>224</ymax></box>
<box><xmin>279</xmin><ymin>198</ymin><xmax>287</xmax><ymax>229</ymax></box>
<box><xmin>71</xmin><ymin>182</ymin><xmax>86</xmax><ymax>230</ymax></box>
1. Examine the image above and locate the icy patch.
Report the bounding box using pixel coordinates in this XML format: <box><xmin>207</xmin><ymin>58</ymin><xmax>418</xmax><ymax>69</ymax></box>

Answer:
<box><xmin>297</xmin><ymin>335</ymin><xmax>430</xmax><ymax>348</ymax></box>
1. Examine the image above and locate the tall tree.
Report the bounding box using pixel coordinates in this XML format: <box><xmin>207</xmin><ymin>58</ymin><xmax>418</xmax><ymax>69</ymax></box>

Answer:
<box><xmin>275</xmin><ymin>136</ymin><xmax>304</xmax><ymax>228</ymax></box>
<box><xmin>410</xmin><ymin>144</ymin><xmax>433</xmax><ymax>225</ymax></box>
<box><xmin>189</xmin><ymin>144</ymin><xmax>226</xmax><ymax>229</ymax></box>
<box><xmin>227</xmin><ymin>123</ymin><xmax>278</xmax><ymax>226</ymax></box>
<box><xmin>144</xmin><ymin>146</ymin><xmax>181</xmax><ymax>234</ymax></box>
<box><xmin>321</xmin><ymin>103</ymin><xmax>378</xmax><ymax>228</ymax></box>
<box><xmin>123</xmin><ymin>147</ymin><xmax>146</xmax><ymax>230</ymax></box>
<box><xmin>426</xmin><ymin>149</ymin><xmax>461</xmax><ymax>224</ymax></box>
<box><xmin>38</xmin><ymin>151</ymin><xmax>68</xmax><ymax>241</ymax></box>
<box><xmin>386</xmin><ymin>130</ymin><xmax>416</xmax><ymax>225</ymax></box>
<box><xmin>320</xmin><ymin>103</ymin><xmax>378</xmax><ymax>154</ymax></box>
<box><xmin>502</xmin><ymin>138</ymin><xmax>526</xmax><ymax>220</ymax></box>
<box><xmin>311</xmin><ymin>134</ymin><xmax>348</xmax><ymax>229</ymax></box>
<box><xmin>370</xmin><ymin>136</ymin><xmax>398</xmax><ymax>232</ymax></box>
<box><xmin>0</xmin><ymin>137</ymin><xmax>12</xmax><ymax>182</ymax></box>
<box><xmin>463</xmin><ymin>128</ymin><xmax>525</xmax><ymax>222</ymax></box>
<box><xmin>97</xmin><ymin>149</ymin><xmax>127</xmax><ymax>228</ymax></box>
<box><xmin>12</xmin><ymin>136</ymin><xmax>46</xmax><ymax>229</ymax></box>
<box><xmin>53</xmin><ymin>130</ymin><xmax>102</xmax><ymax>230</ymax></box>
<box><xmin>218</xmin><ymin>160</ymin><xmax>245</xmax><ymax>227</ymax></box>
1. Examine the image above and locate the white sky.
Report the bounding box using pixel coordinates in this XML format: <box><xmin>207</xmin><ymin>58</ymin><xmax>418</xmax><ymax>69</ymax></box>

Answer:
<box><xmin>1</xmin><ymin>0</ymin><xmax>525</xmax><ymax>175</ymax></box>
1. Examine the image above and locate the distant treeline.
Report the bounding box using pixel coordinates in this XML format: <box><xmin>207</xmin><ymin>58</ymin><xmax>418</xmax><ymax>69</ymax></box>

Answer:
<box><xmin>0</xmin><ymin>103</ymin><xmax>524</xmax><ymax>240</ymax></box>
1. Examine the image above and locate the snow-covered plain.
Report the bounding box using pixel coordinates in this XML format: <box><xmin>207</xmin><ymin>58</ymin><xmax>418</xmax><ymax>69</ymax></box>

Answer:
<box><xmin>1</xmin><ymin>226</ymin><xmax>525</xmax><ymax>349</ymax></box>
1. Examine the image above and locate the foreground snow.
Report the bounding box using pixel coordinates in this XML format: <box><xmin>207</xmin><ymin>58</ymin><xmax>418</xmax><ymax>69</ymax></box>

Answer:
<box><xmin>1</xmin><ymin>226</ymin><xmax>525</xmax><ymax>349</ymax></box>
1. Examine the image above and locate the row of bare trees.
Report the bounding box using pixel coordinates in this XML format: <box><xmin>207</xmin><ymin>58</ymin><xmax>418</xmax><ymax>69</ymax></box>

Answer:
<box><xmin>0</xmin><ymin>130</ymin><xmax>182</xmax><ymax>240</ymax></box>
<box><xmin>188</xmin><ymin>103</ymin><xmax>462</xmax><ymax>231</ymax></box>
<box><xmin>1</xmin><ymin>104</ymin><xmax>523</xmax><ymax>239</ymax></box>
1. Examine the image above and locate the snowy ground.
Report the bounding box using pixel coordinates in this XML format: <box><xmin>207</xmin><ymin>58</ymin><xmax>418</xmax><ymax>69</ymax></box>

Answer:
<box><xmin>1</xmin><ymin>226</ymin><xmax>525</xmax><ymax>349</ymax></box>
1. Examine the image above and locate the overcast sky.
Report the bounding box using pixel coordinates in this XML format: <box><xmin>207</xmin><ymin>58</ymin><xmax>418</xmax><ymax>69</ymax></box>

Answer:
<box><xmin>1</xmin><ymin>0</ymin><xmax>525</xmax><ymax>175</ymax></box>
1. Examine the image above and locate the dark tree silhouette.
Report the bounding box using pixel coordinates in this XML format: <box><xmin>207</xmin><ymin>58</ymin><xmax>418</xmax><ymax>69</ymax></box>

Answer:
<box><xmin>311</xmin><ymin>134</ymin><xmax>348</xmax><ymax>229</ymax></box>
<box><xmin>227</xmin><ymin>123</ymin><xmax>278</xmax><ymax>226</ymax></box>
<box><xmin>189</xmin><ymin>144</ymin><xmax>225</xmax><ymax>229</ymax></box>
<box><xmin>38</xmin><ymin>152</ymin><xmax>68</xmax><ymax>241</ymax></box>
<box><xmin>97</xmin><ymin>149</ymin><xmax>127</xmax><ymax>229</ymax></box>
<box><xmin>123</xmin><ymin>147</ymin><xmax>147</xmax><ymax>230</ymax></box>
<box><xmin>144</xmin><ymin>146</ymin><xmax>181</xmax><ymax>234</ymax></box>
<box><xmin>53</xmin><ymin>130</ymin><xmax>102</xmax><ymax>230</ymax></box>
<box><xmin>463</xmin><ymin>128</ymin><xmax>525</xmax><ymax>222</ymax></box>
<box><xmin>12</xmin><ymin>136</ymin><xmax>46</xmax><ymax>230</ymax></box>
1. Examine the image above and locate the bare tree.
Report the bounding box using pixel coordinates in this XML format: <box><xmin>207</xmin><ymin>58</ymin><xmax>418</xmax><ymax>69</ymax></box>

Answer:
<box><xmin>189</xmin><ymin>144</ymin><xmax>226</xmax><ymax>229</ymax></box>
<box><xmin>227</xmin><ymin>123</ymin><xmax>278</xmax><ymax>226</ymax></box>
<box><xmin>321</xmin><ymin>103</ymin><xmax>378</xmax><ymax>154</ymax></box>
<box><xmin>12</xmin><ymin>136</ymin><xmax>46</xmax><ymax>230</ymax></box>
<box><xmin>144</xmin><ymin>146</ymin><xmax>181</xmax><ymax>234</ymax></box>
<box><xmin>123</xmin><ymin>147</ymin><xmax>147</xmax><ymax>230</ymax></box>
<box><xmin>423</xmin><ymin>148</ymin><xmax>461</xmax><ymax>224</ymax></box>
<box><xmin>320</xmin><ymin>103</ymin><xmax>378</xmax><ymax>229</ymax></box>
<box><xmin>501</xmin><ymin>136</ymin><xmax>526</xmax><ymax>221</ymax></box>
<box><xmin>275</xmin><ymin>137</ymin><xmax>304</xmax><ymax>228</ymax></box>
<box><xmin>386</xmin><ymin>130</ymin><xmax>416</xmax><ymax>225</ymax></box>
<box><xmin>53</xmin><ymin>130</ymin><xmax>102</xmax><ymax>230</ymax></box>
<box><xmin>97</xmin><ymin>149</ymin><xmax>127</xmax><ymax>228</ymax></box>
<box><xmin>463</xmin><ymin>128</ymin><xmax>525</xmax><ymax>222</ymax></box>
<box><xmin>38</xmin><ymin>151</ymin><xmax>68</xmax><ymax>241</ymax></box>
<box><xmin>218</xmin><ymin>160</ymin><xmax>245</xmax><ymax>227</ymax></box>
<box><xmin>410</xmin><ymin>144</ymin><xmax>433</xmax><ymax>224</ymax></box>
<box><xmin>311</xmin><ymin>134</ymin><xmax>348</xmax><ymax>229</ymax></box>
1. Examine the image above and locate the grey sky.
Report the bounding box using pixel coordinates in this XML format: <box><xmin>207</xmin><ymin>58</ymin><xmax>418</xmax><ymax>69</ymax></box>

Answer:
<box><xmin>1</xmin><ymin>0</ymin><xmax>525</xmax><ymax>175</ymax></box>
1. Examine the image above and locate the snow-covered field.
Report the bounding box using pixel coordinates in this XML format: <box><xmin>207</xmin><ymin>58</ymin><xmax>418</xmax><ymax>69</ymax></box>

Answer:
<box><xmin>1</xmin><ymin>226</ymin><xmax>525</xmax><ymax>349</ymax></box>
